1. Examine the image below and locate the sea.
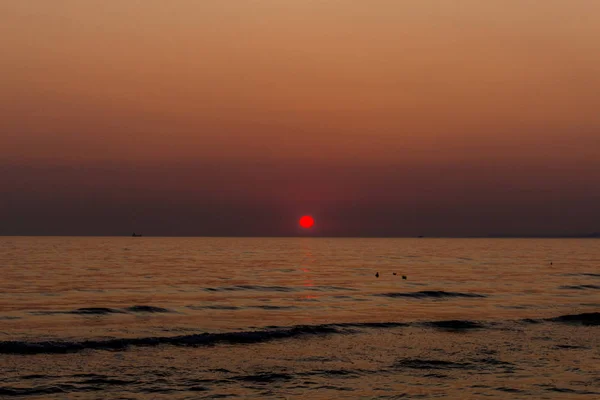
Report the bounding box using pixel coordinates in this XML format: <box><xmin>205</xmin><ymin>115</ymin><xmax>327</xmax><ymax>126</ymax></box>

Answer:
<box><xmin>0</xmin><ymin>237</ymin><xmax>598</xmax><ymax>399</ymax></box>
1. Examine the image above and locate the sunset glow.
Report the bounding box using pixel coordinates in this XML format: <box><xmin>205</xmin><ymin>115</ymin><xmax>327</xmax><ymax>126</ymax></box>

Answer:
<box><xmin>1</xmin><ymin>1</ymin><xmax>599</xmax><ymax>236</ymax></box>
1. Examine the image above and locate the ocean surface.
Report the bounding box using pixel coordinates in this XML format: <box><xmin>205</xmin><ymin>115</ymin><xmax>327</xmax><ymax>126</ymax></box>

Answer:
<box><xmin>0</xmin><ymin>237</ymin><xmax>598</xmax><ymax>399</ymax></box>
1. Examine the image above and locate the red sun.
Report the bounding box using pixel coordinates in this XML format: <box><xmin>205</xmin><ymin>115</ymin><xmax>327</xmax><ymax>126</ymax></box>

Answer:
<box><xmin>299</xmin><ymin>215</ymin><xmax>315</xmax><ymax>229</ymax></box>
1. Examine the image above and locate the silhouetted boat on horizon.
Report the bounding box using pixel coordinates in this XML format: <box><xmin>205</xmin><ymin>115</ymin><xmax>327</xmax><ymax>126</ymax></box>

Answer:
<box><xmin>131</xmin><ymin>233</ymin><xmax>143</xmax><ymax>237</ymax></box>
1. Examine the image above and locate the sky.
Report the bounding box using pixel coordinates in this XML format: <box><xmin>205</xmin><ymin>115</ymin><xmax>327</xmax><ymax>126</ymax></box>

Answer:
<box><xmin>1</xmin><ymin>0</ymin><xmax>599</xmax><ymax>236</ymax></box>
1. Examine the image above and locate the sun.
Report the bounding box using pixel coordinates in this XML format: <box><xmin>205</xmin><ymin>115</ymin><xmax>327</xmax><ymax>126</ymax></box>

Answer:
<box><xmin>299</xmin><ymin>215</ymin><xmax>315</xmax><ymax>229</ymax></box>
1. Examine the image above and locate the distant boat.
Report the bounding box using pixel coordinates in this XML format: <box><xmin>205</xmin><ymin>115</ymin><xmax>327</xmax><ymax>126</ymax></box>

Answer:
<box><xmin>131</xmin><ymin>233</ymin><xmax>143</xmax><ymax>237</ymax></box>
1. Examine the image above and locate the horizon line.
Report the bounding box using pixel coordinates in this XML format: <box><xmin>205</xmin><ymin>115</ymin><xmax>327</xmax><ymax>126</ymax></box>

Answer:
<box><xmin>1</xmin><ymin>234</ymin><xmax>598</xmax><ymax>239</ymax></box>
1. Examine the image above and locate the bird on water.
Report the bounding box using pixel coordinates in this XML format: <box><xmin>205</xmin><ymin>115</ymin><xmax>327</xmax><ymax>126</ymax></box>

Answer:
<box><xmin>375</xmin><ymin>272</ymin><xmax>379</xmax><ymax>278</ymax></box>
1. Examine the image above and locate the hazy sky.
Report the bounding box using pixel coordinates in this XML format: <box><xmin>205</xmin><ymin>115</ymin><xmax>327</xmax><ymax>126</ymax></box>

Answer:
<box><xmin>1</xmin><ymin>1</ymin><xmax>599</xmax><ymax>236</ymax></box>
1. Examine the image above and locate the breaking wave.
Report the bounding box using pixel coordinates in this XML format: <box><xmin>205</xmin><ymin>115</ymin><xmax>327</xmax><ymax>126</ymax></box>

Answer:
<box><xmin>0</xmin><ymin>325</ymin><xmax>341</xmax><ymax>355</ymax></box>
<box><xmin>1</xmin><ymin>313</ymin><xmax>596</xmax><ymax>355</ymax></box>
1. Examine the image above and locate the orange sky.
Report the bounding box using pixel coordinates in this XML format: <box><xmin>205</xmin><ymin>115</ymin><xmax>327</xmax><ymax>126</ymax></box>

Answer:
<box><xmin>1</xmin><ymin>1</ymin><xmax>599</xmax><ymax>235</ymax></box>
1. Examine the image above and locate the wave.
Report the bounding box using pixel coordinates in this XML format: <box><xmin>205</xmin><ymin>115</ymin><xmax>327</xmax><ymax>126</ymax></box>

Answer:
<box><xmin>0</xmin><ymin>320</ymin><xmax>452</xmax><ymax>355</ymax></box>
<box><xmin>547</xmin><ymin>312</ymin><xmax>600</xmax><ymax>326</ymax></box>
<box><xmin>250</xmin><ymin>305</ymin><xmax>298</xmax><ymax>310</ymax></box>
<box><xmin>521</xmin><ymin>318</ymin><xmax>542</xmax><ymax>324</ymax></box>
<box><xmin>559</xmin><ymin>285</ymin><xmax>600</xmax><ymax>290</ymax></box>
<box><xmin>393</xmin><ymin>358</ymin><xmax>472</xmax><ymax>370</ymax></box>
<box><xmin>1</xmin><ymin>313</ymin><xmax>596</xmax><ymax>355</ymax></box>
<box><xmin>202</xmin><ymin>285</ymin><xmax>356</xmax><ymax>293</ymax></box>
<box><xmin>186</xmin><ymin>305</ymin><xmax>297</xmax><ymax>311</ymax></box>
<box><xmin>204</xmin><ymin>285</ymin><xmax>295</xmax><ymax>292</ymax></box>
<box><xmin>561</xmin><ymin>273</ymin><xmax>600</xmax><ymax>278</ymax></box>
<box><xmin>496</xmin><ymin>387</ymin><xmax>525</xmax><ymax>393</ymax></box>
<box><xmin>332</xmin><ymin>322</ymin><xmax>410</xmax><ymax>329</ymax></box>
<box><xmin>0</xmin><ymin>325</ymin><xmax>341</xmax><ymax>355</ymax></box>
<box><xmin>0</xmin><ymin>379</ymin><xmax>142</xmax><ymax>397</ymax></box>
<box><xmin>422</xmin><ymin>320</ymin><xmax>485</xmax><ymax>330</ymax></box>
<box><xmin>77</xmin><ymin>377</ymin><xmax>135</xmax><ymax>385</ymax></box>
<box><xmin>539</xmin><ymin>385</ymin><xmax>600</xmax><ymax>395</ymax></box>
<box><xmin>473</xmin><ymin>357</ymin><xmax>514</xmax><ymax>366</ymax></box>
<box><xmin>32</xmin><ymin>307</ymin><xmax>125</xmax><ymax>315</ymax></box>
<box><xmin>125</xmin><ymin>306</ymin><xmax>172</xmax><ymax>313</ymax></box>
<box><xmin>0</xmin><ymin>385</ymin><xmax>76</xmax><ymax>396</ymax></box>
<box><xmin>32</xmin><ymin>305</ymin><xmax>172</xmax><ymax>315</ymax></box>
<box><xmin>310</xmin><ymin>286</ymin><xmax>358</xmax><ymax>292</ymax></box>
<box><xmin>393</xmin><ymin>356</ymin><xmax>515</xmax><ymax>375</ymax></box>
<box><xmin>187</xmin><ymin>305</ymin><xmax>241</xmax><ymax>310</ymax></box>
<box><xmin>376</xmin><ymin>291</ymin><xmax>487</xmax><ymax>299</ymax></box>
<box><xmin>232</xmin><ymin>372</ymin><xmax>294</xmax><ymax>383</ymax></box>
<box><xmin>554</xmin><ymin>344</ymin><xmax>588</xmax><ymax>350</ymax></box>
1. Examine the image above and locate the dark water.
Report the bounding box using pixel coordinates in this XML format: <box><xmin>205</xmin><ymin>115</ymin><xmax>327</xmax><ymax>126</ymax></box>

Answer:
<box><xmin>0</xmin><ymin>237</ymin><xmax>599</xmax><ymax>398</ymax></box>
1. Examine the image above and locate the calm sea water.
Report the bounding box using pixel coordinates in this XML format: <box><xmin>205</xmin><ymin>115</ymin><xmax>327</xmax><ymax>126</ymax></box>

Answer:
<box><xmin>1</xmin><ymin>237</ymin><xmax>599</xmax><ymax>398</ymax></box>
